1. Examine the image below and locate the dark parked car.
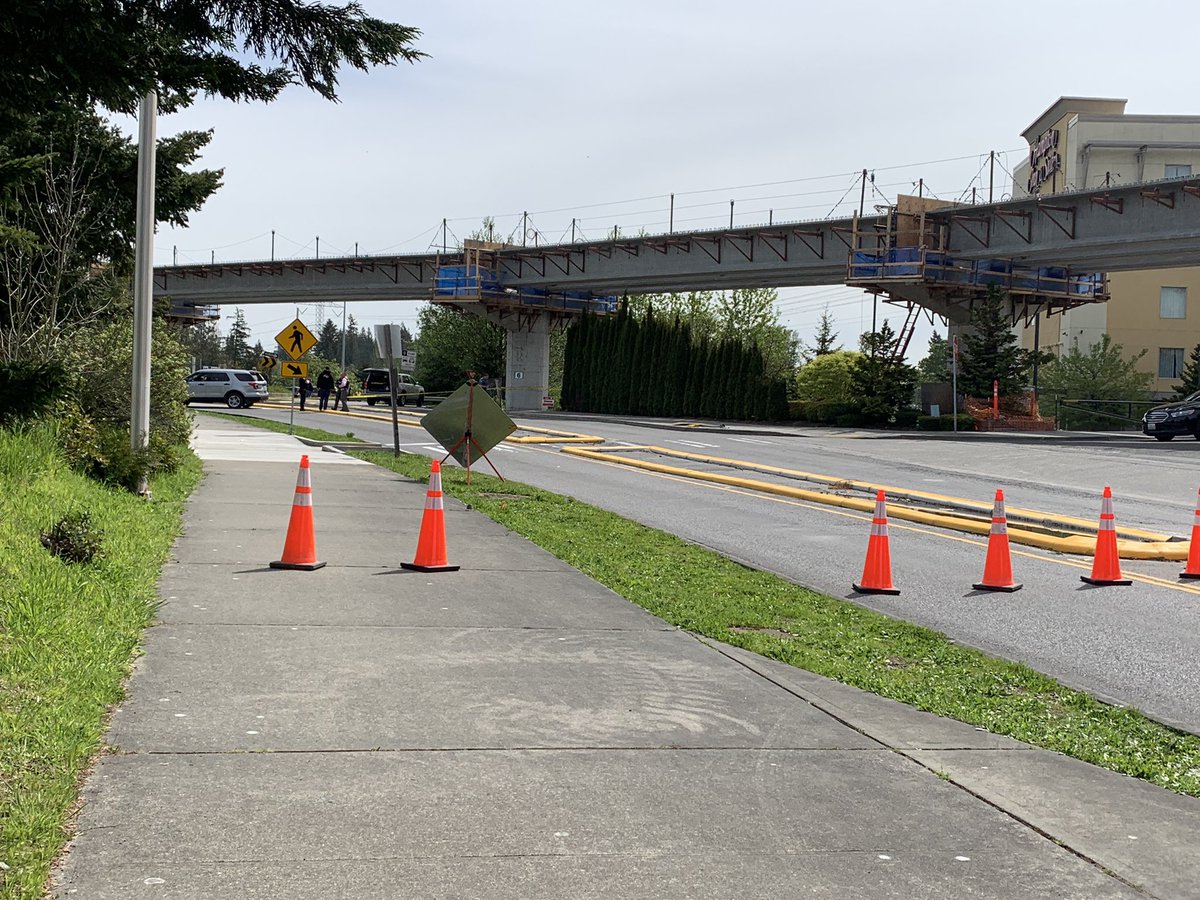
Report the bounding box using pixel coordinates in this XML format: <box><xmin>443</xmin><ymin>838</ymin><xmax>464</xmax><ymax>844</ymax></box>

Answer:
<box><xmin>1142</xmin><ymin>391</ymin><xmax>1200</xmax><ymax>441</ymax></box>
<box><xmin>361</xmin><ymin>368</ymin><xmax>425</xmax><ymax>406</ymax></box>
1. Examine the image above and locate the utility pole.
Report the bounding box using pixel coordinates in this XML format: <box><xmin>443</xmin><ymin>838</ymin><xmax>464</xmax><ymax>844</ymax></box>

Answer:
<box><xmin>729</xmin><ymin>200</ymin><xmax>734</xmax><ymax>229</ymax></box>
<box><xmin>669</xmin><ymin>194</ymin><xmax>674</xmax><ymax>233</ymax></box>
<box><xmin>172</xmin><ymin>245</ymin><xmax>177</xmax><ymax>265</ymax></box>
<box><xmin>522</xmin><ymin>211</ymin><xmax>528</xmax><ymax>247</ymax></box>
<box><xmin>989</xmin><ymin>151</ymin><xmax>995</xmax><ymax>203</ymax></box>
<box><xmin>130</xmin><ymin>91</ymin><xmax>157</xmax><ymax>497</ymax></box>
<box><xmin>918</xmin><ymin>178</ymin><xmax>924</xmax><ymax>199</ymax></box>
<box><xmin>571</xmin><ymin>218</ymin><xmax>576</xmax><ymax>242</ymax></box>
<box><xmin>271</xmin><ymin>229</ymin><xmax>275</xmax><ymax>261</ymax></box>
<box><xmin>315</xmin><ymin>236</ymin><xmax>319</xmax><ymax>259</ymax></box>
<box><xmin>442</xmin><ymin>218</ymin><xmax>447</xmax><ymax>253</ymax></box>
<box><xmin>858</xmin><ymin>168</ymin><xmax>867</xmax><ymax>216</ymax></box>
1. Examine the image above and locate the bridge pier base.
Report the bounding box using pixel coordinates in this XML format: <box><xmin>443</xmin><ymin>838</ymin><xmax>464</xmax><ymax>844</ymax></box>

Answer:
<box><xmin>503</xmin><ymin>317</ymin><xmax>551</xmax><ymax>412</ymax></box>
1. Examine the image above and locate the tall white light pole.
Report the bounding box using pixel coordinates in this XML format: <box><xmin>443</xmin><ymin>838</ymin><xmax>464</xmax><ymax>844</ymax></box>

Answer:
<box><xmin>131</xmin><ymin>91</ymin><xmax>157</xmax><ymax>496</ymax></box>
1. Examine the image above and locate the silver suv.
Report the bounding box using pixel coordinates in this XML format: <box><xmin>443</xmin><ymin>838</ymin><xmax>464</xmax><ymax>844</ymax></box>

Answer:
<box><xmin>185</xmin><ymin>368</ymin><xmax>269</xmax><ymax>409</ymax></box>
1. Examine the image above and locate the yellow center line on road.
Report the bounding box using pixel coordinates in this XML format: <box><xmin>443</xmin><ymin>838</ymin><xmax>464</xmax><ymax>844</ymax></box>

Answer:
<box><xmin>526</xmin><ymin>444</ymin><xmax>1200</xmax><ymax>598</ymax></box>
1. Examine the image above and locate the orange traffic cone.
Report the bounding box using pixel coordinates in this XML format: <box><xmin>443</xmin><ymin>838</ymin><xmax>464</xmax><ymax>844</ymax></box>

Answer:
<box><xmin>1081</xmin><ymin>486</ymin><xmax>1131</xmax><ymax>586</ymax></box>
<box><xmin>1181</xmin><ymin>487</ymin><xmax>1200</xmax><ymax>580</ymax></box>
<box><xmin>401</xmin><ymin>459</ymin><xmax>460</xmax><ymax>573</ymax></box>
<box><xmin>973</xmin><ymin>489</ymin><xmax>1022</xmax><ymax>592</ymax></box>
<box><xmin>853</xmin><ymin>490</ymin><xmax>900</xmax><ymax>595</ymax></box>
<box><xmin>270</xmin><ymin>455</ymin><xmax>326</xmax><ymax>571</ymax></box>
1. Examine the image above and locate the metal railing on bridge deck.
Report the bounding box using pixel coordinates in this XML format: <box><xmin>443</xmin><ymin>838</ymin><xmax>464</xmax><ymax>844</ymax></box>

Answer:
<box><xmin>848</xmin><ymin>247</ymin><xmax>1108</xmax><ymax>305</ymax></box>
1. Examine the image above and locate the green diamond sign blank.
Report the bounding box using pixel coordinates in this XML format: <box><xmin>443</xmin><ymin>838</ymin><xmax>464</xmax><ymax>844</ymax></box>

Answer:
<box><xmin>421</xmin><ymin>383</ymin><xmax>516</xmax><ymax>470</ymax></box>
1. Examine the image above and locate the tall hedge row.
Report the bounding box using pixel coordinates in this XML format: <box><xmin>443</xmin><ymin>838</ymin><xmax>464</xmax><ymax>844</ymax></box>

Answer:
<box><xmin>561</xmin><ymin>304</ymin><xmax>789</xmax><ymax>420</ymax></box>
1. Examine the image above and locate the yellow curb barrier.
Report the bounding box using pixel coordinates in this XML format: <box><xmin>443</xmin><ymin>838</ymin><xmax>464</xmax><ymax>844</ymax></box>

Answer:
<box><xmin>560</xmin><ymin>446</ymin><xmax>1188</xmax><ymax>561</ymax></box>
<box><xmin>629</xmin><ymin>445</ymin><xmax>1176</xmax><ymax>544</ymax></box>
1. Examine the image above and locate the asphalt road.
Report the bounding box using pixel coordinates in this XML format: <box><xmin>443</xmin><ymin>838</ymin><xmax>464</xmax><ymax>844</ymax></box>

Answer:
<box><xmin>205</xmin><ymin>404</ymin><xmax>1200</xmax><ymax>735</ymax></box>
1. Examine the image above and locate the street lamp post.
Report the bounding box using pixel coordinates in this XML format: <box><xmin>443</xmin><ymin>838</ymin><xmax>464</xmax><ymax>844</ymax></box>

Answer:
<box><xmin>130</xmin><ymin>91</ymin><xmax>157</xmax><ymax>497</ymax></box>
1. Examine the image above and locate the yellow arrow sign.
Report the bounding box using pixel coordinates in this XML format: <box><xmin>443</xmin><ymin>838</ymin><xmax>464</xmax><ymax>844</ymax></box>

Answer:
<box><xmin>258</xmin><ymin>353</ymin><xmax>277</xmax><ymax>375</ymax></box>
<box><xmin>280</xmin><ymin>361</ymin><xmax>309</xmax><ymax>379</ymax></box>
<box><xmin>275</xmin><ymin>318</ymin><xmax>317</xmax><ymax>360</ymax></box>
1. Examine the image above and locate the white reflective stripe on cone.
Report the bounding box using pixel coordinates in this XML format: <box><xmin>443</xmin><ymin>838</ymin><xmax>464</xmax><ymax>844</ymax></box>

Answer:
<box><xmin>293</xmin><ymin>492</ymin><xmax>313</xmax><ymax>507</ymax></box>
<box><xmin>298</xmin><ymin>468</ymin><xmax>311</xmax><ymax>488</ymax></box>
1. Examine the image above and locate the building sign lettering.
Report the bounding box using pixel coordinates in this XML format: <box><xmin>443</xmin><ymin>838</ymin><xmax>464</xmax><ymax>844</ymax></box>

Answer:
<box><xmin>1027</xmin><ymin>128</ymin><xmax>1061</xmax><ymax>194</ymax></box>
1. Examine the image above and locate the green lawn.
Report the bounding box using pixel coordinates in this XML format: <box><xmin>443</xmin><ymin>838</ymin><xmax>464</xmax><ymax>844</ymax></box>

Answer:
<box><xmin>0</xmin><ymin>426</ymin><xmax>201</xmax><ymax>899</ymax></box>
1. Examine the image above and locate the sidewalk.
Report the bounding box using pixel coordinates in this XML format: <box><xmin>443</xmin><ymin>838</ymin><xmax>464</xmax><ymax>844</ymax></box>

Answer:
<box><xmin>53</xmin><ymin>417</ymin><xmax>1199</xmax><ymax>899</ymax></box>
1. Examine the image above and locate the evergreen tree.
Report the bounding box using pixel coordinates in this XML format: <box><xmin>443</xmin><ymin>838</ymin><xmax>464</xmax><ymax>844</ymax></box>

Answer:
<box><xmin>683</xmin><ymin>335</ymin><xmax>703</xmax><ymax>416</ymax></box>
<box><xmin>916</xmin><ymin>333</ymin><xmax>952</xmax><ymax>384</ymax></box>
<box><xmin>958</xmin><ymin>288</ymin><xmax>1048</xmax><ymax>399</ymax></box>
<box><xmin>316</xmin><ymin>319</ymin><xmax>339</xmax><ymax>360</ymax></box>
<box><xmin>221</xmin><ymin>308</ymin><xmax>253</xmax><ymax>368</ymax></box>
<box><xmin>1174</xmin><ymin>342</ymin><xmax>1200</xmax><ymax>400</ymax></box>
<box><xmin>850</xmin><ymin>322</ymin><xmax>919</xmax><ymax>425</ymax></box>
<box><xmin>801</xmin><ymin>308</ymin><xmax>841</xmax><ymax>361</ymax></box>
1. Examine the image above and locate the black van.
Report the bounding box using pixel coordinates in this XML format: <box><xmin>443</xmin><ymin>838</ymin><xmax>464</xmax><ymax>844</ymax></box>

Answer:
<box><xmin>361</xmin><ymin>368</ymin><xmax>425</xmax><ymax>406</ymax></box>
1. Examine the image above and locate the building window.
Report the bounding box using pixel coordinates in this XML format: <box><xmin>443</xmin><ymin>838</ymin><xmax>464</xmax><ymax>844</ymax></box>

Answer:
<box><xmin>1161</xmin><ymin>286</ymin><xmax>1187</xmax><ymax>319</ymax></box>
<box><xmin>1160</xmin><ymin>348</ymin><xmax>1185</xmax><ymax>379</ymax></box>
<box><xmin>1165</xmin><ymin>164</ymin><xmax>1192</xmax><ymax>179</ymax></box>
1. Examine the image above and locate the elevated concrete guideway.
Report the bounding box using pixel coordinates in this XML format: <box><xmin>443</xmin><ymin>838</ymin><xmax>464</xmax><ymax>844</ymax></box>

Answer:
<box><xmin>154</xmin><ymin>176</ymin><xmax>1200</xmax><ymax>303</ymax></box>
<box><xmin>154</xmin><ymin>175</ymin><xmax>1200</xmax><ymax>408</ymax></box>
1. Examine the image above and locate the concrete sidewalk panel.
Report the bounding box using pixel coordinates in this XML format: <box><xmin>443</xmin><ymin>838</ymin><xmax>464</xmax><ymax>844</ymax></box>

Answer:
<box><xmin>107</xmin><ymin>625</ymin><xmax>878</xmax><ymax>753</ymax></box>
<box><xmin>169</xmin><ymin>520</ymin><xmax>571</xmax><ymax>571</ymax></box>
<box><xmin>156</xmin><ymin>564</ymin><xmax>667</xmax><ymax>629</ymax></box>
<box><xmin>904</xmin><ymin>747</ymin><xmax>1200</xmax><ymax>899</ymax></box>
<box><xmin>58</xmin><ymin>750</ymin><xmax>1134</xmax><ymax>900</ymax></box>
<box><xmin>56</xmin><ymin>854</ymin><xmax>1140</xmax><ymax>900</ymax></box>
<box><xmin>714</xmin><ymin>642</ymin><xmax>1026</xmax><ymax>751</ymax></box>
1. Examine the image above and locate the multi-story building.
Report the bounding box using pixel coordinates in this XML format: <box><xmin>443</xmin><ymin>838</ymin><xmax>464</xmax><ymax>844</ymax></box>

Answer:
<box><xmin>1012</xmin><ymin>97</ymin><xmax>1200</xmax><ymax>397</ymax></box>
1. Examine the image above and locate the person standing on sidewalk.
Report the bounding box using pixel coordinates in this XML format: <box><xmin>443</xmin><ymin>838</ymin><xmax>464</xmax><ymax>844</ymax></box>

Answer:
<box><xmin>316</xmin><ymin>367</ymin><xmax>335</xmax><ymax>411</ymax></box>
<box><xmin>336</xmin><ymin>371</ymin><xmax>350</xmax><ymax>411</ymax></box>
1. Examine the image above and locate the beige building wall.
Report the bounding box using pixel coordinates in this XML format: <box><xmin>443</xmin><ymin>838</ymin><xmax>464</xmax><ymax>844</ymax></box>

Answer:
<box><xmin>1011</xmin><ymin>98</ymin><xmax>1200</xmax><ymax>396</ymax></box>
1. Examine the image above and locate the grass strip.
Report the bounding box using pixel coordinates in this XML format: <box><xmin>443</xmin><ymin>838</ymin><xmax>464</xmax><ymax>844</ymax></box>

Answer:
<box><xmin>0</xmin><ymin>426</ymin><xmax>202</xmax><ymax>899</ymax></box>
<box><xmin>204</xmin><ymin>414</ymin><xmax>1200</xmax><ymax>798</ymax></box>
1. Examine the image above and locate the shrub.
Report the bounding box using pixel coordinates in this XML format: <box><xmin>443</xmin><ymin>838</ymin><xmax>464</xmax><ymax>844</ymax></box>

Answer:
<box><xmin>805</xmin><ymin>401</ymin><xmax>858</xmax><ymax>424</ymax></box>
<box><xmin>834</xmin><ymin>411</ymin><xmax>868</xmax><ymax>428</ymax></box>
<box><xmin>40</xmin><ymin>510</ymin><xmax>105</xmax><ymax>564</ymax></box>
<box><xmin>0</xmin><ymin>361</ymin><xmax>70</xmax><ymax>425</ymax></box>
<box><xmin>795</xmin><ymin>350</ymin><xmax>860</xmax><ymax>405</ymax></box>
<box><xmin>917</xmin><ymin>415</ymin><xmax>941</xmax><ymax>431</ymax></box>
<box><xmin>892</xmin><ymin>407</ymin><xmax>921</xmax><ymax>429</ymax></box>
<box><xmin>940</xmin><ymin>414</ymin><xmax>975</xmax><ymax>431</ymax></box>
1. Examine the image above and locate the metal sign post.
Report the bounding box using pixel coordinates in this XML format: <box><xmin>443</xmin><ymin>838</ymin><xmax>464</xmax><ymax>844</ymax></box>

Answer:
<box><xmin>952</xmin><ymin>335</ymin><xmax>959</xmax><ymax>433</ymax></box>
<box><xmin>383</xmin><ymin>327</ymin><xmax>401</xmax><ymax>457</ymax></box>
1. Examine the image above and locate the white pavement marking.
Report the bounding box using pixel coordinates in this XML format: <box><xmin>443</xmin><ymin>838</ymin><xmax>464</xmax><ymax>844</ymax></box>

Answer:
<box><xmin>666</xmin><ymin>439</ymin><xmax>720</xmax><ymax>449</ymax></box>
<box><xmin>191</xmin><ymin>428</ymin><xmax>368</xmax><ymax>464</ymax></box>
<box><xmin>729</xmin><ymin>437</ymin><xmax>774</xmax><ymax>445</ymax></box>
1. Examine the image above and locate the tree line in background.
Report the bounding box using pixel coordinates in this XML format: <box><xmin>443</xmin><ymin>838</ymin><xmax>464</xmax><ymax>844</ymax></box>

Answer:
<box><xmin>561</xmin><ymin>302</ymin><xmax>790</xmax><ymax>420</ymax></box>
<box><xmin>0</xmin><ymin>2</ymin><xmax>423</xmax><ymax>488</ymax></box>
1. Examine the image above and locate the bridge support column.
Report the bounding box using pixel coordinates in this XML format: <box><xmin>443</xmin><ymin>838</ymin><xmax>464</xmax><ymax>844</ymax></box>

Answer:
<box><xmin>503</xmin><ymin>317</ymin><xmax>551</xmax><ymax>412</ymax></box>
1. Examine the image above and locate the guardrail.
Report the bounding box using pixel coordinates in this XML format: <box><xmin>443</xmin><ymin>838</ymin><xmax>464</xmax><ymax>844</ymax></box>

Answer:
<box><xmin>1053</xmin><ymin>398</ymin><xmax>1158</xmax><ymax>431</ymax></box>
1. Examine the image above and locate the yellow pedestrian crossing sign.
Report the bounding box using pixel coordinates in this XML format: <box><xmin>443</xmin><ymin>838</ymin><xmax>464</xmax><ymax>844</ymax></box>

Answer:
<box><xmin>280</xmin><ymin>361</ymin><xmax>309</xmax><ymax>379</ymax></box>
<box><xmin>275</xmin><ymin>318</ymin><xmax>317</xmax><ymax>360</ymax></box>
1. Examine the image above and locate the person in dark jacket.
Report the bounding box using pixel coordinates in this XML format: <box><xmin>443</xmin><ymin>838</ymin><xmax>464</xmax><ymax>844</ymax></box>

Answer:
<box><xmin>299</xmin><ymin>377</ymin><xmax>314</xmax><ymax>411</ymax></box>
<box><xmin>316</xmin><ymin>367</ymin><xmax>335</xmax><ymax>411</ymax></box>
